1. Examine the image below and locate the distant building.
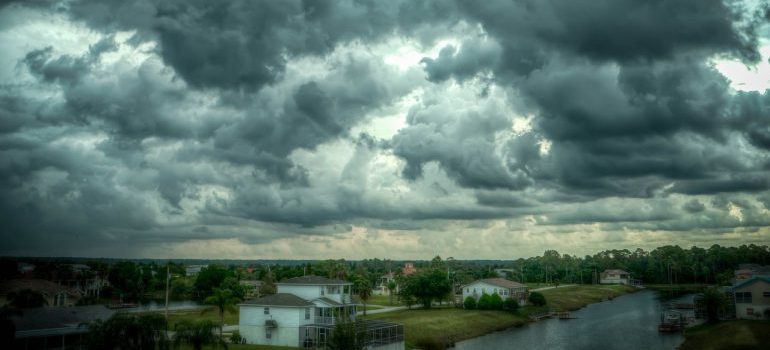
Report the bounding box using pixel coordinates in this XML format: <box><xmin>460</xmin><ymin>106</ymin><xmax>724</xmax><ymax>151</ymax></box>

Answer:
<box><xmin>373</xmin><ymin>272</ymin><xmax>397</xmax><ymax>296</ymax></box>
<box><xmin>733</xmin><ymin>264</ymin><xmax>770</xmax><ymax>285</ymax></box>
<box><xmin>732</xmin><ymin>277</ymin><xmax>770</xmax><ymax>319</ymax></box>
<box><xmin>240</xmin><ymin>280</ymin><xmax>264</xmax><ymax>298</ymax></box>
<box><xmin>600</xmin><ymin>269</ymin><xmax>631</xmax><ymax>285</ymax></box>
<box><xmin>462</xmin><ymin>278</ymin><xmax>529</xmax><ymax>306</ymax></box>
<box><xmin>0</xmin><ymin>279</ymin><xmax>82</xmax><ymax>307</ymax></box>
<box><xmin>185</xmin><ymin>264</ymin><xmax>208</xmax><ymax>276</ymax></box>
<box><xmin>11</xmin><ymin>304</ymin><xmax>115</xmax><ymax>349</ymax></box>
<box><xmin>239</xmin><ymin>275</ymin><xmax>404</xmax><ymax>349</ymax></box>
<box><xmin>401</xmin><ymin>263</ymin><xmax>416</xmax><ymax>276</ymax></box>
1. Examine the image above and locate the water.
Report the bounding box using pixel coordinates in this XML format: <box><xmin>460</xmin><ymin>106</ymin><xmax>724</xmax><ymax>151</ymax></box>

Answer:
<box><xmin>452</xmin><ymin>290</ymin><xmax>689</xmax><ymax>350</ymax></box>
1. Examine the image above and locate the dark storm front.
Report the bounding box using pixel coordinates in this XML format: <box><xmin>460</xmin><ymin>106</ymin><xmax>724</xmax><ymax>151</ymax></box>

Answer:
<box><xmin>452</xmin><ymin>290</ymin><xmax>685</xmax><ymax>350</ymax></box>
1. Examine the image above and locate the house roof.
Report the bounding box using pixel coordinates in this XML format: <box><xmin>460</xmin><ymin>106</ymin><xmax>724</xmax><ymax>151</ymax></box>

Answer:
<box><xmin>10</xmin><ymin>305</ymin><xmax>115</xmax><ymax>332</ymax></box>
<box><xmin>464</xmin><ymin>278</ymin><xmax>526</xmax><ymax>289</ymax></box>
<box><xmin>601</xmin><ymin>269</ymin><xmax>630</xmax><ymax>275</ymax></box>
<box><xmin>276</xmin><ymin>275</ymin><xmax>350</xmax><ymax>285</ymax></box>
<box><xmin>314</xmin><ymin>297</ymin><xmax>343</xmax><ymax>306</ymax></box>
<box><xmin>732</xmin><ymin>277</ymin><xmax>770</xmax><ymax>291</ymax></box>
<box><xmin>0</xmin><ymin>279</ymin><xmax>80</xmax><ymax>297</ymax></box>
<box><xmin>241</xmin><ymin>293</ymin><xmax>314</xmax><ymax>307</ymax></box>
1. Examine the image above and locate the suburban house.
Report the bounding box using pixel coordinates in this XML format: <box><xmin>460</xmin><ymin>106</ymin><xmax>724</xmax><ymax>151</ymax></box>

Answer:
<box><xmin>373</xmin><ymin>272</ymin><xmax>397</xmax><ymax>296</ymax></box>
<box><xmin>462</xmin><ymin>278</ymin><xmax>529</xmax><ymax>306</ymax></box>
<box><xmin>239</xmin><ymin>275</ymin><xmax>404</xmax><ymax>349</ymax></box>
<box><xmin>600</xmin><ymin>269</ymin><xmax>631</xmax><ymax>285</ymax></box>
<box><xmin>732</xmin><ymin>277</ymin><xmax>770</xmax><ymax>319</ymax></box>
<box><xmin>10</xmin><ymin>304</ymin><xmax>115</xmax><ymax>349</ymax></box>
<box><xmin>240</xmin><ymin>280</ymin><xmax>264</xmax><ymax>298</ymax></box>
<box><xmin>733</xmin><ymin>264</ymin><xmax>770</xmax><ymax>284</ymax></box>
<box><xmin>0</xmin><ymin>279</ymin><xmax>82</xmax><ymax>307</ymax></box>
<box><xmin>401</xmin><ymin>263</ymin><xmax>416</xmax><ymax>276</ymax></box>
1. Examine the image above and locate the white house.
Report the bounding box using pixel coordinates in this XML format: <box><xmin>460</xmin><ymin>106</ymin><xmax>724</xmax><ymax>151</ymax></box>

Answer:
<box><xmin>600</xmin><ymin>269</ymin><xmax>631</xmax><ymax>285</ymax></box>
<box><xmin>732</xmin><ymin>277</ymin><xmax>770</xmax><ymax>320</ymax></box>
<box><xmin>462</xmin><ymin>278</ymin><xmax>528</xmax><ymax>306</ymax></box>
<box><xmin>239</xmin><ymin>275</ymin><xmax>404</xmax><ymax>349</ymax></box>
<box><xmin>373</xmin><ymin>272</ymin><xmax>397</xmax><ymax>296</ymax></box>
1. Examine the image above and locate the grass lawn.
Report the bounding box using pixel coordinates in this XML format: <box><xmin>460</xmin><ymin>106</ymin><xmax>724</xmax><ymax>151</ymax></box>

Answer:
<box><xmin>356</xmin><ymin>304</ymin><xmax>384</xmax><ymax>312</ymax></box>
<box><xmin>356</xmin><ymin>294</ymin><xmax>402</xmax><ymax>306</ymax></box>
<box><xmin>534</xmin><ymin>284</ymin><xmax>636</xmax><ymax>311</ymax></box>
<box><xmin>679</xmin><ymin>320</ymin><xmax>770</xmax><ymax>350</ymax></box>
<box><xmin>159</xmin><ymin>306</ymin><xmax>240</xmax><ymax>329</ymax></box>
<box><xmin>364</xmin><ymin>306</ymin><xmax>528</xmax><ymax>348</ymax></box>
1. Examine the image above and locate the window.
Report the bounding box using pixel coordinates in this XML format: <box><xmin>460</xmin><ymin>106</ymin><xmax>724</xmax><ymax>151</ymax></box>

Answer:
<box><xmin>763</xmin><ymin>292</ymin><xmax>770</xmax><ymax>297</ymax></box>
<box><xmin>735</xmin><ymin>292</ymin><xmax>752</xmax><ymax>303</ymax></box>
<box><xmin>321</xmin><ymin>287</ymin><xmax>325</xmax><ymax>296</ymax></box>
<box><xmin>266</xmin><ymin>329</ymin><xmax>272</xmax><ymax>339</ymax></box>
<box><xmin>264</xmin><ymin>307</ymin><xmax>270</xmax><ymax>315</ymax></box>
<box><xmin>466</xmin><ymin>288</ymin><xmax>469</xmax><ymax>293</ymax></box>
<box><xmin>305</xmin><ymin>307</ymin><xmax>311</xmax><ymax>320</ymax></box>
<box><xmin>494</xmin><ymin>288</ymin><xmax>498</xmax><ymax>293</ymax></box>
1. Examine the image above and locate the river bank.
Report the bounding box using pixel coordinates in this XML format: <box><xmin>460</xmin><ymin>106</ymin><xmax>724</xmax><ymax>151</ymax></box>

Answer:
<box><xmin>679</xmin><ymin>320</ymin><xmax>770</xmax><ymax>350</ymax></box>
<box><xmin>365</xmin><ymin>284</ymin><xmax>636</xmax><ymax>349</ymax></box>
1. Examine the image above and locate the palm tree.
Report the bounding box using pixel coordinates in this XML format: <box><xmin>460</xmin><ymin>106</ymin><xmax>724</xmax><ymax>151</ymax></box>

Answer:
<box><xmin>172</xmin><ymin>320</ymin><xmax>226</xmax><ymax>350</ymax></box>
<box><xmin>203</xmin><ymin>288</ymin><xmax>240</xmax><ymax>338</ymax></box>
<box><xmin>699</xmin><ymin>287</ymin><xmax>726</xmax><ymax>323</ymax></box>
<box><xmin>86</xmin><ymin>313</ymin><xmax>168</xmax><ymax>350</ymax></box>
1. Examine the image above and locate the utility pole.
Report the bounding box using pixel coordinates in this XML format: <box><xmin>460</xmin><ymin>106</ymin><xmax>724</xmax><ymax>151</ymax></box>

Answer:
<box><xmin>164</xmin><ymin>264</ymin><xmax>170</xmax><ymax>320</ymax></box>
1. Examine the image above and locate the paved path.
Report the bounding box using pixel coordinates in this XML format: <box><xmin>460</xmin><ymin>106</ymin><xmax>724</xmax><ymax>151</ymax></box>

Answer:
<box><xmin>531</xmin><ymin>284</ymin><xmax>576</xmax><ymax>292</ymax></box>
<box><xmin>357</xmin><ymin>305</ymin><xmax>409</xmax><ymax>316</ymax></box>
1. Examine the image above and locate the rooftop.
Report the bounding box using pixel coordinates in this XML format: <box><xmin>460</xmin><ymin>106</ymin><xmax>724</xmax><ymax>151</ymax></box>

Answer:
<box><xmin>241</xmin><ymin>293</ymin><xmax>314</xmax><ymax>307</ymax></box>
<box><xmin>276</xmin><ymin>275</ymin><xmax>350</xmax><ymax>285</ymax></box>
<box><xmin>10</xmin><ymin>305</ymin><xmax>114</xmax><ymax>334</ymax></box>
<box><xmin>467</xmin><ymin>278</ymin><xmax>526</xmax><ymax>289</ymax></box>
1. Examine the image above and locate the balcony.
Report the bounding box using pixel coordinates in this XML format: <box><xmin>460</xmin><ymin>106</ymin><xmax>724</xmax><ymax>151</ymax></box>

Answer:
<box><xmin>314</xmin><ymin>316</ymin><xmax>336</xmax><ymax>325</ymax></box>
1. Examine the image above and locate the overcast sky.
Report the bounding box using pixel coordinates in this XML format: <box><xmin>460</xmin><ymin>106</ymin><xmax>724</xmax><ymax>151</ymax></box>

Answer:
<box><xmin>1</xmin><ymin>0</ymin><xmax>769</xmax><ymax>260</ymax></box>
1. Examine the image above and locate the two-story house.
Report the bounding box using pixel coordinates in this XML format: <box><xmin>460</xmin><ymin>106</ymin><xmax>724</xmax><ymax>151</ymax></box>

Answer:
<box><xmin>600</xmin><ymin>269</ymin><xmax>631</xmax><ymax>285</ymax></box>
<box><xmin>239</xmin><ymin>275</ymin><xmax>404</xmax><ymax>349</ymax></box>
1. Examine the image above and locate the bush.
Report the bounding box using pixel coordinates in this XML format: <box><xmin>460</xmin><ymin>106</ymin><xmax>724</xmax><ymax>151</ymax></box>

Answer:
<box><xmin>503</xmin><ymin>298</ymin><xmax>519</xmax><ymax>311</ymax></box>
<box><xmin>529</xmin><ymin>291</ymin><xmax>546</xmax><ymax>306</ymax></box>
<box><xmin>230</xmin><ymin>330</ymin><xmax>242</xmax><ymax>344</ymax></box>
<box><xmin>463</xmin><ymin>296</ymin><xmax>477</xmax><ymax>309</ymax></box>
<box><xmin>414</xmin><ymin>337</ymin><xmax>445</xmax><ymax>350</ymax></box>
<box><xmin>489</xmin><ymin>293</ymin><xmax>504</xmax><ymax>310</ymax></box>
<box><xmin>477</xmin><ymin>293</ymin><xmax>492</xmax><ymax>310</ymax></box>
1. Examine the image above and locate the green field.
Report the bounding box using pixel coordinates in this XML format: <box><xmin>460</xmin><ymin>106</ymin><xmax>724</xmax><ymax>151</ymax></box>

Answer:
<box><xmin>679</xmin><ymin>320</ymin><xmax>770</xmax><ymax>350</ymax></box>
<box><xmin>364</xmin><ymin>307</ymin><xmax>527</xmax><ymax>349</ymax></box>
<box><xmin>535</xmin><ymin>284</ymin><xmax>636</xmax><ymax>311</ymax></box>
<box><xmin>356</xmin><ymin>294</ymin><xmax>402</xmax><ymax>306</ymax></box>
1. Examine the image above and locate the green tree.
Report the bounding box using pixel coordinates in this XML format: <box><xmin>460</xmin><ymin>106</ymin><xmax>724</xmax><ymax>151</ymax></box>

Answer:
<box><xmin>529</xmin><ymin>291</ymin><xmax>546</xmax><ymax>306</ymax></box>
<box><xmin>477</xmin><ymin>293</ymin><xmax>492</xmax><ymax>310</ymax></box>
<box><xmin>353</xmin><ymin>276</ymin><xmax>372</xmax><ymax>316</ymax></box>
<box><xmin>203</xmin><ymin>288</ymin><xmax>240</xmax><ymax>338</ymax></box>
<box><xmin>172</xmin><ymin>320</ymin><xmax>226</xmax><ymax>350</ymax></box>
<box><xmin>463</xmin><ymin>296</ymin><xmax>477</xmax><ymax>310</ymax></box>
<box><xmin>699</xmin><ymin>287</ymin><xmax>726</xmax><ymax>324</ymax></box>
<box><xmin>387</xmin><ymin>281</ymin><xmax>397</xmax><ymax>306</ymax></box>
<box><xmin>489</xmin><ymin>293</ymin><xmax>504</xmax><ymax>310</ymax></box>
<box><xmin>399</xmin><ymin>269</ymin><xmax>451</xmax><ymax>309</ymax></box>
<box><xmin>194</xmin><ymin>265</ymin><xmax>233</xmax><ymax>299</ymax></box>
<box><xmin>7</xmin><ymin>289</ymin><xmax>47</xmax><ymax>308</ymax></box>
<box><xmin>86</xmin><ymin>313</ymin><xmax>169</xmax><ymax>350</ymax></box>
<box><xmin>327</xmin><ymin>320</ymin><xmax>368</xmax><ymax>350</ymax></box>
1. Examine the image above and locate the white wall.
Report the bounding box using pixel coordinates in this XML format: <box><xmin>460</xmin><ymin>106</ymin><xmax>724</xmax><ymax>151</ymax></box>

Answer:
<box><xmin>462</xmin><ymin>282</ymin><xmax>509</xmax><ymax>300</ymax></box>
<box><xmin>277</xmin><ymin>284</ymin><xmax>352</xmax><ymax>304</ymax></box>
<box><xmin>240</xmin><ymin>305</ymin><xmax>315</xmax><ymax>347</ymax></box>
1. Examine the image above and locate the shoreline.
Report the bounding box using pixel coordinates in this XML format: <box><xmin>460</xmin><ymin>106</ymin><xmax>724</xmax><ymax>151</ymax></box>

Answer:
<box><xmin>366</xmin><ymin>284</ymin><xmax>637</xmax><ymax>349</ymax></box>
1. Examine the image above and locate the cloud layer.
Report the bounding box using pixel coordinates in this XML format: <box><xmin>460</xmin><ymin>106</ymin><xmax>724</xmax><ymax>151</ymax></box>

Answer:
<box><xmin>1</xmin><ymin>0</ymin><xmax>769</xmax><ymax>258</ymax></box>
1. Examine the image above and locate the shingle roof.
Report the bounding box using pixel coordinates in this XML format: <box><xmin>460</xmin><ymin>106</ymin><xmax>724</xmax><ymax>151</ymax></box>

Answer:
<box><xmin>601</xmin><ymin>269</ymin><xmax>630</xmax><ymax>275</ymax></box>
<box><xmin>732</xmin><ymin>277</ymin><xmax>770</xmax><ymax>290</ymax></box>
<box><xmin>314</xmin><ymin>297</ymin><xmax>342</xmax><ymax>306</ymax></box>
<box><xmin>241</xmin><ymin>293</ymin><xmax>314</xmax><ymax>307</ymax></box>
<box><xmin>10</xmin><ymin>305</ymin><xmax>115</xmax><ymax>332</ymax></box>
<box><xmin>276</xmin><ymin>275</ymin><xmax>350</xmax><ymax>285</ymax></box>
<box><xmin>0</xmin><ymin>279</ymin><xmax>80</xmax><ymax>297</ymax></box>
<box><xmin>465</xmin><ymin>278</ymin><xmax>526</xmax><ymax>289</ymax></box>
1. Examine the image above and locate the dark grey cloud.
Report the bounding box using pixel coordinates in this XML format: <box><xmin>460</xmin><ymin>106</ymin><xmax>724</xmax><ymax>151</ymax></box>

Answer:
<box><xmin>0</xmin><ymin>0</ymin><xmax>769</xmax><ymax>257</ymax></box>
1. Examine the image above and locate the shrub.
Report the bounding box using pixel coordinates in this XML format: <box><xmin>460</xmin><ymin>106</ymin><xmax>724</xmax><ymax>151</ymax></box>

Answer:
<box><xmin>529</xmin><ymin>291</ymin><xmax>546</xmax><ymax>306</ymax></box>
<box><xmin>463</xmin><ymin>296</ymin><xmax>477</xmax><ymax>309</ymax></box>
<box><xmin>503</xmin><ymin>298</ymin><xmax>519</xmax><ymax>311</ymax></box>
<box><xmin>489</xmin><ymin>293</ymin><xmax>504</xmax><ymax>310</ymax></box>
<box><xmin>415</xmin><ymin>337</ymin><xmax>445</xmax><ymax>350</ymax></box>
<box><xmin>230</xmin><ymin>330</ymin><xmax>242</xmax><ymax>344</ymax></box>
<box><xmin>477</xmin><ymin>293</ymin><xmax>492</xmax><ymax>310</ymax></box>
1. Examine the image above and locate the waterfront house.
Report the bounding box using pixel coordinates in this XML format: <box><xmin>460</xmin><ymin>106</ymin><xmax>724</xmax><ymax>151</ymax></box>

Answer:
<box><xmin>239</xmin><ymin>275</ymin><xmax>404</xmax><ymax>349</ymax></box>
<box><xmin>373</xmin><ymin>272</ymin><xmax>398</xmax><ymax>296</ymax></box>
<box><xmin>462</xmin><ymin>278</ymin><xmax>528</xmax><ymax>306</ymax></box>
<box><xmin>732</xmin><ymin>277</ymin><xmax>770</xmax><ymax>319</ymax></box>
<box><xmin>600</xmin><ymin>269</ymin><xmax>631</xmax><ymax>285</ymax></box>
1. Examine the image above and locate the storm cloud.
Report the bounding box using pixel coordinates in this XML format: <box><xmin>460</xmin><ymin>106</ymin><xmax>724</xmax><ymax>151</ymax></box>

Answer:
<box><xmin>0</xmin><ymin>0</ymin><xmax>769</xmax><ymax>258</ymax></box>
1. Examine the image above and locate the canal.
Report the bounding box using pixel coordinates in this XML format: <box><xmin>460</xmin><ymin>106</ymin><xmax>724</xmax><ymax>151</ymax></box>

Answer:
<box><xmin>452</xmin><ymin>290</ymin><xmax>689</xmax><ymax>350</ymax></box>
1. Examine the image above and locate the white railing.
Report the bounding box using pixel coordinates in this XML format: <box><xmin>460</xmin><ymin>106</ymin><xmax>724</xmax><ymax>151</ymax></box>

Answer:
<box><xmin>314</xmin><ymin>316</ymin><xmax>336</xmax><ymax>325</ymax></box>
